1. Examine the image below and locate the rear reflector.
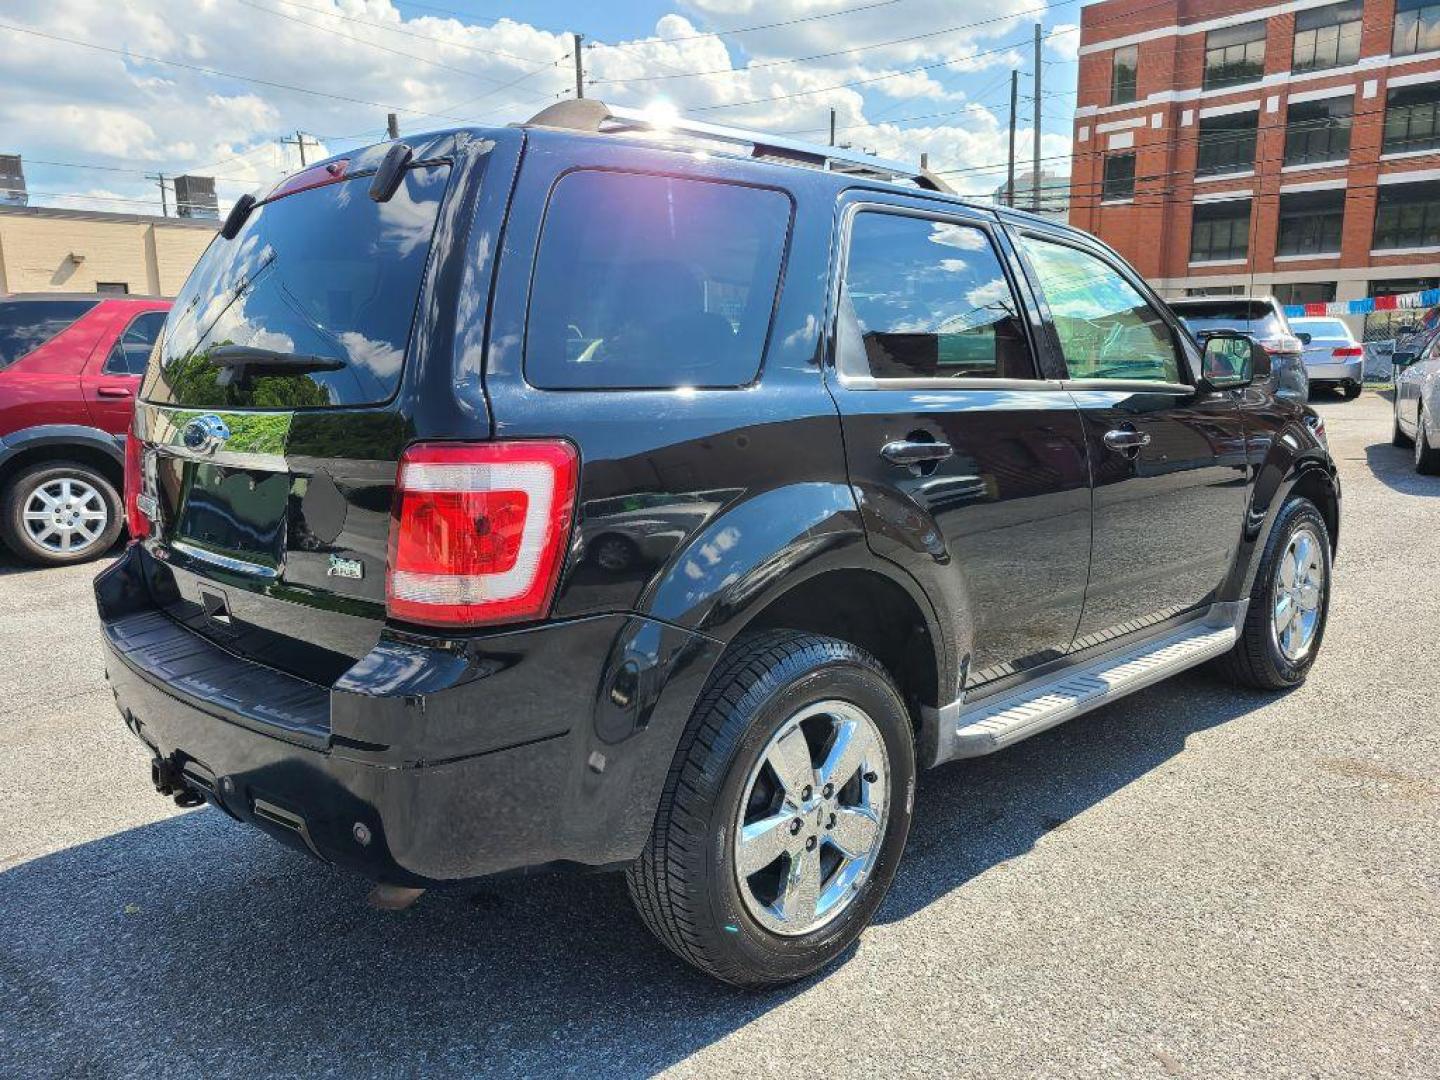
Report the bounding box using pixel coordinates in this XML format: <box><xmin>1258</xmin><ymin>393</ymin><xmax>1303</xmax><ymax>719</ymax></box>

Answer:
<box><xmin>386</xmin><ymin>441</ymin><xmax>579</xmax><ymax>628</ymax></box>
<box><xmin>123</xmin><ymin>423</ymin><xmax>151</xmax><ymax>541</ymax></box>
<box><xmin>1332</xmin><ymin>346</ymin><xmax>1363</xmax><ymax>358</ymax></box>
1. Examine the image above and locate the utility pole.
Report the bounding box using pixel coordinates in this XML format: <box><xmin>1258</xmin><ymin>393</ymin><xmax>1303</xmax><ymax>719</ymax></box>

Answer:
<box><xmin>1007</xmin><ymin>70</ymin><xmax>1018</xmax><ymax>208</ymax></box>
<box><xmin>281</xmin><ymin>130</ymin><xmax>316</xmax><ymax>167</ymax></box>
<box><xmin>830</xmin><ymin>108</ymin><xmax>837</xmax><ymax>146</ymax></box>
<box><xmin>387</xmin><ymin>113</ymin><xmax>399</xmax><ymax>140</ymax></box>
<box><xmin>147</xmin><ymin>173</ymin><xmax>169</xmax><ymax>217</ymax></box>
<box><xmin>1033</xmin><ymin>23</ymin><xmax>1042</xmax><ymax>213</ymax></box>
<box><xmin>573</xmin><ymin>33</ymin><xmax>585</xmax><ymax>98</ymax></box>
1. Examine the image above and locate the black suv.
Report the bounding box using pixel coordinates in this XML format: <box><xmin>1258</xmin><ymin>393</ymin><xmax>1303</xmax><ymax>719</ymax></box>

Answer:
<box><xmin>97</xmin><ymin>101</ymin><xmax>1340</xmax><ymax>988</ymax></box>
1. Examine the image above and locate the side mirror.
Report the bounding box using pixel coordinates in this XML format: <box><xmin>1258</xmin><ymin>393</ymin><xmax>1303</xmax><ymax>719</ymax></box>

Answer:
<box><xmin>1197</xmin><ymin>332</ymin><xmax>1256</xmax><ymax>391</ymax></box>
<box><xmin>1296</xmin><ymin>332</ymin><xmax>1312</xmax><ymax>346</ymax></box>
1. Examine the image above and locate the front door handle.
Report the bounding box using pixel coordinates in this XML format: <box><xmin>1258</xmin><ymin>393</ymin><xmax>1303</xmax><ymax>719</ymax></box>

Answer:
<box><xmin>97</xmin><ymin>386</ymin><xmax>134</xmax><ymax>398</ymax></box>
<box><xmin>881</xmin><ymin>440</ymin><xmax>954</xmax><ymax>466</ymax></box>
<box><xmin>1103</xmin><ymin>429</ymin><xmax>1152</xmax><ymax>452</ymax></box>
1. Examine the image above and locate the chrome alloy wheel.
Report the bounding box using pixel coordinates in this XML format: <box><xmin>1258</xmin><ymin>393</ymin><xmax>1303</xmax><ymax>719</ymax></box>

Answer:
<box><xmin>22</xmin><ymin>477</ymin><xmax>109</xmax><ymax>555</ymax></box>
<box><xmin>733</xmin><ymin>700</ymin><xmax>890</xmax><ymax>937</ymax></box>
<box><xmin>1271</xmin><ymin>524</ymin><xmax>1325</xmax><ymax>662</ymax></box>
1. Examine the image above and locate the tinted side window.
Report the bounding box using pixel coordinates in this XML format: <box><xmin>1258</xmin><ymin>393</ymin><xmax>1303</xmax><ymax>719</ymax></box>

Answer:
<box><xmin>0</xmin><ymin>300</ymin><xmax>98</xmax><ymax>370</ymax></box>
<box><xmin>1019</xmin><ymin>236</ymin><xmax>1182</xmax><ymax>383</ymax></box>
<box><xmin>105</xmin><ymin>311</ymin><xmax>167</xmax><ymax>375</ymax></box>
<box><xmin>839</xmin><ymin>212</ymin><xmax>1034</xmax><ymax>380</ymax></box>
<box><xmin>526</xmin><ymin>171</ymin><xmax>791</xmax><ymax>390</ymax></box>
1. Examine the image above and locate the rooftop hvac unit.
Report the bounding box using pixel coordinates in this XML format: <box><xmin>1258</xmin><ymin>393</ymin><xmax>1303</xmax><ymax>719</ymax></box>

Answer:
<box><xmin>174</xmin><ymin>174</ymin><xmax>218</xmax><ymax>219</ymax></box>
<box><xmin>0</xmin><ymin>155</ymin><xmax>27</xmax><ymax>208</ymax></box>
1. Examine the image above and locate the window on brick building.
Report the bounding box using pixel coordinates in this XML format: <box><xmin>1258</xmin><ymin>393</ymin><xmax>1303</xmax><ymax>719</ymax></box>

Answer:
<box><xmin>1373</xmin><ymin>180</ymin><xmax>1440</xmax><ymax>249</ymax></box>
<box><xmin>1204</xmin><ymin>21</ymin><xmax>1267</xmax><ymax>89</ymax></box>
<box><xmin>1284</xmin><ymin>96</ymin><xmax>1354</xmax><ymax>165</ymax></box>
<box><xmin>1394</xmin><ymin>0</ymin><xmax>1440</xmax><ymax>57</ymax></box>
<box><xmin>1383</xmin><ymin>84</ymin><xmax>1440</xmax><ymax>155</ymax></box>
<box><xmin>1191</xmin><ymin>200</ymin><xmax>1252</xmax><ymax>262</ymax></box>
<box><xmin>1196</xmin><ymin>111</ymin><xmax>1259</xmax><ymax>176</ymax></box>
<box><xmin>1102</xmin><ymin>152</ymin><xmax>1137</xmax><ymax>200</ymax></box>
<box><xmin>1184</xmin><ymin>285</ymin><xmax>1245</xmax><ymax>296</ymax></box>
<box><xmin>1272</xmin><ymin>282</ymin><xmax>1337</xmax><ymax>306</ymax></box>
<box><xmin>1276</xmin><ymin>190</ymin><xmax>1346</xmax><ymax>256</ymax></box>
<box><xmin>1111</xmin><ymin>45</ymin><xmax>1138</xmax><ymax>105</ymax></box>
<box><xmin>1292</xmin><ymin>1</ymin><xmax>1363</xmax><ymax>73</ymax></box>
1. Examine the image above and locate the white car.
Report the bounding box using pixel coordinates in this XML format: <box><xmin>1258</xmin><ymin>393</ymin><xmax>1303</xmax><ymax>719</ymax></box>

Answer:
<box><xmin>1289</xmin><ymin>316</ymin><xmax>1364</xmax><ymax>400</ymax></box>
<box><xmin>1392</xmin><ymin>333</ymin><xmax>1440</xmax><ymax>474</ymax></box>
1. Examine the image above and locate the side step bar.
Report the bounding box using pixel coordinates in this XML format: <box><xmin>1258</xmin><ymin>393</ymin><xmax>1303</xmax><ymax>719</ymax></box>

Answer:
<box><xmin>944</xmin><ymin>617</ymin><xmax>1241</xmax><ymax>760</ymax></box>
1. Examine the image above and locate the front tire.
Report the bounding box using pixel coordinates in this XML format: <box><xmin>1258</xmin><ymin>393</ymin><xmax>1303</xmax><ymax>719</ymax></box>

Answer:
<box><xmin>1</xmin><ymin>461</ymin><xmax>122</xmax><ymax>566</ymax></box>
<box><xmin>627</xmin><ymin>631</ymin><xmax>916</xmax><ymax>988</ymax></box>
<box><xmin>1416</xmin><ymin>408</ymin><xmax>1440</xmax><ymax>474</ymax></box>
<box><xmin>1214</xmin><ymin>498</ymin><xmax>1331</xmax><ymax>690</ymax></box>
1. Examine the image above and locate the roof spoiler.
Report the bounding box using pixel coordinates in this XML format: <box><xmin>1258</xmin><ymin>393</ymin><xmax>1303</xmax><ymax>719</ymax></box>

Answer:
<box><xmin>522</xmin><ymin>100</ymin><xmax>954</xmax><ymax>194</ymax></box>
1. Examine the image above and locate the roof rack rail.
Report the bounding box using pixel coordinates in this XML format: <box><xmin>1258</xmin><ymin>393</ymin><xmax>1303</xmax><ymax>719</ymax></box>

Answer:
<box><xmin>522</xmin><ymin>99</ymin><xmax>954</xmax><ymax>194</ymax></box>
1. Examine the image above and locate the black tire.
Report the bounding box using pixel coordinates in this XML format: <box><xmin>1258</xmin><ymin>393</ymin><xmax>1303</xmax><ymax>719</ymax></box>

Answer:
<box><xmin>626</xmin><ymin>631</ymin><xmax>916</xmax><ymax>988</ymax></box>
<box><xmin>0</xmin><ymin>461</ymin><xmax>123</xmax><ymax>567</ymax></box>
<box><xmin>1417</xmin><ymin>409</ymin><xmax>1440</xmax><ymax>474</ymax></box>
<box><xmin>1341</xmin><ymin>381</ymin><xmax>1362</xmax><ymax>400</ymax></box>
<box><xmin>1213</xmin><ymin>498</ymin><xmax>1331</xmax><ymax>691</ymax></box>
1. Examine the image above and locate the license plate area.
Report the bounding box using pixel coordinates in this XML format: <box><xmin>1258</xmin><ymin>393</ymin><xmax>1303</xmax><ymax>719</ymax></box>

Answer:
<box><xmin>159</xmin><ymin>456</ymin><xmax>290</xmax><ymax>574</ymax></box>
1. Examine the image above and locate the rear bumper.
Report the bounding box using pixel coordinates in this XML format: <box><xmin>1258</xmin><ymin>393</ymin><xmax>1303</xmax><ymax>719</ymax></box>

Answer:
<box><xmin>97</xmin><ymin>546</ymin><xmax>722</xmax><ymax>887</ymax></box>
<box><xmin>1304</xmin><ymin>358</ymin><xmax>1364</xmax><ymax>382</ymax></box>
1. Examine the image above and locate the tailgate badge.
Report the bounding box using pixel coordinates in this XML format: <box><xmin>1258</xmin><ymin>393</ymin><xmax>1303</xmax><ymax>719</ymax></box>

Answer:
<box><xmin>182</xmin><ymin>414</ymin><xmax>230</xmax><ymax>455</ymax></box>
<box><xmin>327</xmin><ymin>554</ymin><xmax>364</xmax><ymax>580</ymax></box>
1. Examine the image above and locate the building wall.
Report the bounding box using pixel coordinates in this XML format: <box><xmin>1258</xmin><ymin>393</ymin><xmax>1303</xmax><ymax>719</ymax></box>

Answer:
<box><xmin>1070</xmin><ymin>0</ymin><xmax>1440</xmax><ymax>316</ymax></box>
<box><xmin>0</xmin><ymin>206</ymin><xmax>214</xmax><ymax>296</ymax></box>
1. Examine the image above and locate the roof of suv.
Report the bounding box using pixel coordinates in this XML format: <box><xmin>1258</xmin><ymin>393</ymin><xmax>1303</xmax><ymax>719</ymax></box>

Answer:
<box><xmin>1168</xmin><ymin>296</ymin><xmax>1282</xmax><ymax>309</ymax></box>
<box><xmin>1</xmin><ymin>292</ymin><xmax>169</xmax><ymax>304</ymax></box>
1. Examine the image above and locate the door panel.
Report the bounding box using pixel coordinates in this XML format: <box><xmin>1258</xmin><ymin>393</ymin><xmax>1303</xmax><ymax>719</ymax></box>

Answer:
<box><xmin>1067</xmin><ymin>389</ymin><xmax>1249</xmax><ymax>645</ymax></box>
<box><xmin>1009</xmin><ymin>229</ymin><xmax>1249</xmax><ymax>643</ymax></box>
<box><xmin>828</xmin><ymin>202</ymin><xmax>1092</xmax><ymax>688</ymax></box>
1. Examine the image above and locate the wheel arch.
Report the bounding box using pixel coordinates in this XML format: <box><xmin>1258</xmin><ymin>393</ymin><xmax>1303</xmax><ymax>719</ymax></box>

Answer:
<box><xmin>0</xmin><ymin>426</ymin><xmax>125</xmax><ymax>493</ymax></box>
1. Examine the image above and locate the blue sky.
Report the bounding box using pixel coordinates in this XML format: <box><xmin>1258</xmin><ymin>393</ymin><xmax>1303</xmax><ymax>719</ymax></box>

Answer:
<box><xmin>1</xmin><ymin>1</ymin><xmax>1083</xmax><ymax>214</ymax></box>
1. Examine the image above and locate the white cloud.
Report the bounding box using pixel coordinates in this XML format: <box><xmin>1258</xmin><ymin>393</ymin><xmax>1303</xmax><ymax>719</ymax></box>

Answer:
<box><xmin>1047</xmin><ymin>24</ymin><xmax>1080</xmax><ymax>62</ymax></box>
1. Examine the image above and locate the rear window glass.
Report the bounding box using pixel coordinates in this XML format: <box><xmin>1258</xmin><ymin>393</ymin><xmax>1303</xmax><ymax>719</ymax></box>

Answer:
<box><xmin>1290</xmin><ymin>318</ymin><xmax>1350</xmax><ymax>338</ymax></box>
<box><xmin>0</xmin><ymin>299</ymin><xmax>98</xmax><ymax>370</ymax></box>
<box><xmin>525</xmin><ymin>171</ymin><xmax>791</xmax><ymax>389</ymax></box>
<box><xmin>141</xmin><ymin>164</ymin><xmax>450</xmax><ymax>410</ymax></box>
<box><xmin>1171</xmin><ymin>302</ymin><xmax>1285</xmax><ymax>340</ymax></box>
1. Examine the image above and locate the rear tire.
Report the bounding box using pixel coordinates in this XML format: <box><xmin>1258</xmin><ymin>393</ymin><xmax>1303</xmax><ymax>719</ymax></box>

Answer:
<box><xmin>1416</xmin><ymin>409</ymin><xmax>1440</xmax><ymax>475</ymax></box>
<box><xmin>627</xmin><ymin>631</ymin><xmax>916</xmax><ymax>988</ymax></box>
<box><xmin>1213</xmin><ymin>498</ymin><xmax>1331</xmax><ymax>691</ymax></box>
<box><xmin>1</xmin><ymin>461</ymin><xmax>122</xmax><ymax>567</ymax></box>
<box><xmin>1341</xmin><ymin>380</ymin><xmax>1362</xmax><ymax>400</ymax></box>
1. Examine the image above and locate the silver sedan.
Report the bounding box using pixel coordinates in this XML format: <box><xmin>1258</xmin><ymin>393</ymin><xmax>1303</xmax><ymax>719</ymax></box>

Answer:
<box><xmin>1290</xmin><ymin>317</ymin><xmax>1365</xmax><ymax>400</ymax></box>
<box><xmin>1393</xmin><ymin>334</ymin><xmax>1440</xmax><ymax>474</ymax></box>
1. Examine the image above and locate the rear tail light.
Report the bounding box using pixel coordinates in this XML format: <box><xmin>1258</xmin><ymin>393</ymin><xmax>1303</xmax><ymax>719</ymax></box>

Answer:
<box><xmin>1332</xmin><ymin>346</ymin><xmax>1364</xmax><ymax>358</ymax></box>
<box><xmin>123</xmin><ymin>423</ymin><xmax>152</xmax><ymax>541</ymax></box>
<box><xmin>386</xmin><ymin>441</ymin><xmax>579</xmax><ymax>628</ymax></box>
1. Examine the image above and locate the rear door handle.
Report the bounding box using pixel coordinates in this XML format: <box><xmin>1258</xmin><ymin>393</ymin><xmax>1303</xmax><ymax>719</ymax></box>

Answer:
<box><xmin>1103</xmin><ymin>429</ymin><xmax>1151</xmax><ymax>452</ymax></box>
<box><xmin>97</xmin><ymin>386</ymin><xmax>134</xmax><ymax>398</ymax></box>
<box><xmin>881</xmin><ymin>440</ymin><xmax>954</xmax><ymax>466</ymax></box>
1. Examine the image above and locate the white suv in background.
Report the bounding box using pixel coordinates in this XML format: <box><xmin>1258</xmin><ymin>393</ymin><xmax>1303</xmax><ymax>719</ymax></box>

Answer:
<box><xmin>1290</xmin><ymin>316</ymin><xmax>1365</xmax><ymax>400</ymax></box>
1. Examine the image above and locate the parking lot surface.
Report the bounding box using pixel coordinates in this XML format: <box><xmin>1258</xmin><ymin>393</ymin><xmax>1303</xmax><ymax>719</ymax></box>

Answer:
<box><xmin>1</xmin><ymin>391</ymin><xmax>1436</xmax><ymax>1078</ymax></box>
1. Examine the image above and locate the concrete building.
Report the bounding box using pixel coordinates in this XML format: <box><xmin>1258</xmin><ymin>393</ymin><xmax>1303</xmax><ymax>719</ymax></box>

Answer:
<box><xmin>991</xmin><ymin>168</ymin><xmax>1072</xmax><ymax>220</ymax></box>
<box><xmin>0</xmin><ymin>204</ymin><xmax>215</xmax><ymax>297</ymax></box>
<box><xmin>1069</xmin><ymin>0</ymin><xmax>1440</xmax><ymax>337</ymax></box>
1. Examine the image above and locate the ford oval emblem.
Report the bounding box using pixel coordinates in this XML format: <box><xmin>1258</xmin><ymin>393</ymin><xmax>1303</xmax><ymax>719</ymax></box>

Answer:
<box><xmin>182</xmin><ymin>414</ymin><xmax>230</xmax><ymax>455</ymax></box>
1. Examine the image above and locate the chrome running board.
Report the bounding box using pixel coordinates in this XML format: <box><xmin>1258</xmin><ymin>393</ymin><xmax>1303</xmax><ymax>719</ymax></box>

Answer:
<box><xmin>933</xmin><ymin>606</ymin><xmax>1244</xmax><ymax>763</ymax></box>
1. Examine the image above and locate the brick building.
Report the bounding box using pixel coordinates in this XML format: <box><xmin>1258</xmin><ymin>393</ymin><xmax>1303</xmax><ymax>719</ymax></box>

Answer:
<box><xmin>0</xmin><ymin>204</ymin><xmax>215</xmax><ymax>297</ymax></box>
<box><xmin>1070</xmin><ymin>0</ymin><xmax>1440</xmax><ymax>332</ymax></box>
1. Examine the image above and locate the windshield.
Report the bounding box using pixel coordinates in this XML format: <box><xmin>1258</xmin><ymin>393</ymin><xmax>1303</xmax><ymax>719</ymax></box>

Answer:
<box><xmin>1290</xmin><ymin>318</ymin><xmax>1351</xmax><ymax>339</ymax></box>
<box><xmin>141</xmin><ymin>164</ymin><xmax>450</xmax><ymax>410</ymax></box>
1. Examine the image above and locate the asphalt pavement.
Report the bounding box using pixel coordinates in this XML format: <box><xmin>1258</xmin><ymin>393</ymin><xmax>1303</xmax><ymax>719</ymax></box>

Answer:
<box><xmin>0</xmin><ymin>390</ymin><xmax>1436</xmax><ymax>1078</ymax></box>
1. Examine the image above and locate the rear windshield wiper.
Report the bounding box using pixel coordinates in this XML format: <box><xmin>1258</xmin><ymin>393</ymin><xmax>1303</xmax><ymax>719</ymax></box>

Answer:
<box><xmin>208</xmin><ymin>344</ymin><xmax>345</xmax><ymax>386</ymax></box>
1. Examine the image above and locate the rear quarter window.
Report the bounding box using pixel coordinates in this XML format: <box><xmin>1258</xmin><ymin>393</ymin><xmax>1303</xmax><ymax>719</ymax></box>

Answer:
<box><xmin>525</xmin><ymin>170</ymin><xmax>792</xmax><ymax>390</ymax></box>
<box><xmin>0</xmin><ymin>299</ymin><xmax>98</xmax><ymax>370</ymax></box>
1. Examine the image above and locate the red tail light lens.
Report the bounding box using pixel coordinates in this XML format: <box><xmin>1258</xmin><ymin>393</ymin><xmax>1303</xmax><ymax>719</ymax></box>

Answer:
<box><xmin>263</xmin><ymin>159</ymin><xmax>350</xmax><ymax>203</ymax></box>
<box><xmin>123</xmin><ymin>424</ymin><xmax>151</xmax><ymax>541</ymax></box>
<box><xmin>1332</xmin><ymin>346</ymin><xmax>1364</xmax><ymax>358</ymax></box>
<box><xmin>386</xmin><ymin>441</ymin><xmax>579</xmax><ymax>628</ymax></box>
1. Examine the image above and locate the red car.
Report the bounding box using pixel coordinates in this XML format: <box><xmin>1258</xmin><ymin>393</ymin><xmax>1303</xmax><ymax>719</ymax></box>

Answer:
<box><xmin>0</xmin><ymin>293</ymin><xmax>169</xmax><ymax>565</ymax></box>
